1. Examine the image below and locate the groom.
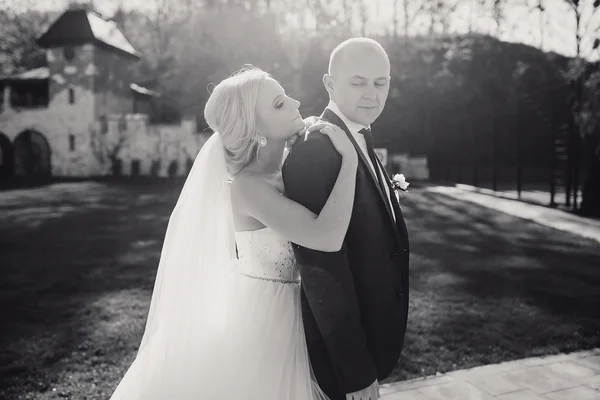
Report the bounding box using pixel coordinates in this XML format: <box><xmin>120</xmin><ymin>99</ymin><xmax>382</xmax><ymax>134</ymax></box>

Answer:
<box><xmin>282</xmin><ymin>38</ymin><xmax>410</xmax><ymax>400</ymax></box>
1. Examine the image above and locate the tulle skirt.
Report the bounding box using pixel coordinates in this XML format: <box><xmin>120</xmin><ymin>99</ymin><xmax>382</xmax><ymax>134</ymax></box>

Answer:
<box><xmin>109</xmin><ymin>270</ymin><xmax>329</xmax><ymax>400</ymax></box>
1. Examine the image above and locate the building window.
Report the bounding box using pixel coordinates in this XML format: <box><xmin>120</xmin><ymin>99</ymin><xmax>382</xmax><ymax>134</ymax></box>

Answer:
<box><xmin>131</xmin><ymin>160</ymin><xmax>141</xmax><ymax>176</ymax></box>
<box><xmin>168</xmin><ymin>160</ymin><xmax>178</xmax><ymax>177</ymax></box>
<box><xmin>150</xmin><ymin>160</ymin><xmax>160</xmax><ymax>176</ymax></box>
<box><xmin>99</xmin><ymin>115</ymin><xmax>108</xmax><ymax>134</ymax></box>
<box><xmin>112</xmin><ymin>158</ymin><xmax>123</xmax><ymax>176</ymax></box>
<box><xmin>68</xmin><ymin>88</ymin><xmax>75</xmax><ymax>104</ymax></box>
<box><xmin>63</xmin><ymin>46</ymin><xmax>75</xmax><ymax>61</ymax></box>
<box><xmin>69</xmin><ymin>134</ymin><xmax>75</xmax><ymax>152</ymax></box>
<box><xmin>118</xmin><ymin>117</ymin><xmax>127</xmax><ymax>133</ymax></box>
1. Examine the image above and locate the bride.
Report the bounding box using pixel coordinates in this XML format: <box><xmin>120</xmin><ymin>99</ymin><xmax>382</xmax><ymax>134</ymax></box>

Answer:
<box><xmin>109</xmin><ymin>65</ymin><xmax>358</xmax><ymax>400</ymax></box>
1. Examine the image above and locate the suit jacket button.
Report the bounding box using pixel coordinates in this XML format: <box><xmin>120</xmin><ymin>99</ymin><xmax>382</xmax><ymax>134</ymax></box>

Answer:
<box><xmin>395</xmin><ymin>291</ymin><xmax>402</xmax><ymax>300</ymax></box>
<box><xmin>391</xmin><ymin>252</ymin><xmax>400</xmax><ymax>260</ymax></box>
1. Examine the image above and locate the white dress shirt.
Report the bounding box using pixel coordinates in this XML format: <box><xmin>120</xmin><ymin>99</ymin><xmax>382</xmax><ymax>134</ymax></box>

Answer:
<box><xmin>327</xmin><ymin>101</ymin><xmax>396</xmax><ymax>221</ymax></box>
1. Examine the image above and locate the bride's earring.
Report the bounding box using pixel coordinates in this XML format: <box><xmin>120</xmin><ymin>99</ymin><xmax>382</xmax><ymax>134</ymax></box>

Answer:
<box><xmin>258</xmin><ymin>136</ymin><xmax>267</xmax><ymax>147</ymax></box>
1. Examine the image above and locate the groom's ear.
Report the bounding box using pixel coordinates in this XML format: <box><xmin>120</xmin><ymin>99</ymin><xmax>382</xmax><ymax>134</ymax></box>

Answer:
<box><xmin>323</xmin><ymin>74</ymin><xmax>334</xmax><ymax>95</ymax></box>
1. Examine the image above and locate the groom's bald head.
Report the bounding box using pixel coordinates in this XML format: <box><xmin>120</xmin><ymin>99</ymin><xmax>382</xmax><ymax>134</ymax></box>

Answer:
<box><xmin>328</xmin><ymin>38</ymin><xmax>390</xmax><ymax>77</ymax></box>
<box><xmin>324</xmin><ymin>37</ymin><xmax>391</xmax><ymax>127</ymax></box>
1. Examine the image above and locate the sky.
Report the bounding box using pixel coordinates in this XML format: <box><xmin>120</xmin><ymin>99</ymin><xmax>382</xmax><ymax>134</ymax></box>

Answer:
<box><xmin>3</xmin><ymin>0</ymin><xmax>598</xmax><ymax>60</ymax></box>
<box><xmin>368</xmin><ymin>0</ymin><xmax>599</xmax><ymax>60</ymax></box>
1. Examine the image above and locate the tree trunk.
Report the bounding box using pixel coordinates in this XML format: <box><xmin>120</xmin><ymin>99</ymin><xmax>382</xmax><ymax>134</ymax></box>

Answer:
<box><xmin>580</xmin><ymin>136</ymin><xmax>600</xmax><ymax>217</ymax></box>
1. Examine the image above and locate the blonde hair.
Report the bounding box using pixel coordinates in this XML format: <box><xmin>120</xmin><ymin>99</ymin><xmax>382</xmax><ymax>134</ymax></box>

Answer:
<box><xmin>204</xmin><ymin>65</ymin><xmax>271</xmax><ymax>176</ymax></box>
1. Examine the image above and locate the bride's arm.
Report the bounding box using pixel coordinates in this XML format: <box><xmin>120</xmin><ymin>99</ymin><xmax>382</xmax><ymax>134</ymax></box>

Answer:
<box><xmin>232</xmin><ymin>131</ymin><xmax>357</xmax><ymax>252</ymax></box>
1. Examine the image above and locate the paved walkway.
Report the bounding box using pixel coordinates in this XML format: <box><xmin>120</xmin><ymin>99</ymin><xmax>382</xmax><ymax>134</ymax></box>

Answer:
<box><xmin>426</xmin><ymin>185</ymin><xmax>600</xmax><ymax>244</ymax></box>
<box><xmin>379</xmin><ymin>185</ymin><xmax>600</xmax><ymax>398</ymax></box>
<box><xmin>380</xmin><ymin>349</ymin><xmax>600</xmax><ymax>399</ymax></box>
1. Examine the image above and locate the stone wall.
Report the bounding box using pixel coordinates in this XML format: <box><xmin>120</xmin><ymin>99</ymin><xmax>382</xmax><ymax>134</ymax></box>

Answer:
<box><xmin>0</xmin><ymin>105</ymin><xmax>208</xmax><ymax>178</ymax></box>
<box><xmin>0</xmin><ymin>43</ymin><xmax>207</xmax><ymax>179</ymax></box>
<box><xmin>93</xmin><ymin>46</ymin><xmax>138</xmax><ymax>118</ymax></box>
<box><xmin>0</xmin><ymin>84</ymin><xmax>97</xmax><ymax>177</ymax></box>
<box><xmin>90</xmin><ymin>114</ymin><xmax>209</xmax><ymax>177</ymax></box>
<box><xmin>389</xmin><ymin>153</ymin><xmax>430</xmax><ymax>180</ymax></box>
<box><xmin>47</xmin><ymin>45</ymin><xmax>96</xmax><ymax>114</ymax></box>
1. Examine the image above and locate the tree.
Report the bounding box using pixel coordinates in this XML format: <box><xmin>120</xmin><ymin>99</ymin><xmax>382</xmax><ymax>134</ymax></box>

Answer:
<box><xmin>390</xmin><ymin>0</ymin><xmax>426</xmax><ymax>40</ymax></box>
<box><xmin>0</xmin><ymin>1</ymin><xmax>51</xmax><ymax>75</ymax></box>
<box><xmin>578</xmin><ymin>63</ymin><xmax>600</xmax><ymax>216</ymax></box>
<box><xmin>90</xmin><ymin>116</ymin><xmax>127</xmax><ymax>176</ymax></box>
<box><xmin>559</xmin><ymin>0</ymin><xmax>600</xmax><ymax>216</ymax></box>
<box><xmin>66</xmin><ymin>1</ymin><xmax>96</xmax><ymax>10</ymax></box>
<box><xmin>535</xmin><ymin>0</ymin><xmax>546</xmax><ymax>50</ymax></box>
<box><xmin>420</xmin><ymin>0</ymin><xmax>459</xmax><ymax>35</ymax></box>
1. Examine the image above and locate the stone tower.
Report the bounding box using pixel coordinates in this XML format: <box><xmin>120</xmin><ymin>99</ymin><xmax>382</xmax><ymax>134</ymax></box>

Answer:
<box><xmin>36</xmin><ymin>8</ymin><xmax>143</xmax><ymax>122</ymax></box>
<box><xmin>0</xmin><ymin>8</ymin><xmax>196</xmax><ymax>181</ymax></box>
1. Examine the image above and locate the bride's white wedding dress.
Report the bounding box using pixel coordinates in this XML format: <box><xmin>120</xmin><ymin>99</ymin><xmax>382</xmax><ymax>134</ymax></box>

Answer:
<box><xmin>110</xmin><ymin>227</ymin><xmax>328</xmax><ymax>400</ymax></box>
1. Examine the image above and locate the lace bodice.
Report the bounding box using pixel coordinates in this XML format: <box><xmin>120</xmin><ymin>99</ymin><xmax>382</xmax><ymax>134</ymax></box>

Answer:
<box><xmin>233</xmin><ymin>228</ymin><xmax>300</xmax><ymax>284</ymax></box>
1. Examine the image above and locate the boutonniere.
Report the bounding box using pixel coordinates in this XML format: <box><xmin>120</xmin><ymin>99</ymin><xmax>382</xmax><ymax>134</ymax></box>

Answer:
<box><xmin>391</xmin><ymin>174</ymin><xmax>409</xmax><ymax>198</ymax></box>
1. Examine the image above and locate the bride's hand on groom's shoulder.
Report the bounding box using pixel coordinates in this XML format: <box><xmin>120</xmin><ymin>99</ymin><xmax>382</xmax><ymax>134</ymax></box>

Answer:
<box><xmin>346</xmin><ymin>379</ymin><xmax>380</xmax><ymax>400</ymax></box>
<box><xmin>287</xmin><ymin>116</ymin><xmax>323</xmax><ymax>148</ymax></box>
<box><xmin>300</xmin><ymin>116</ymin><xmax>325</xmax><ymax>136</ymax></box>
<box><xmin>303</xmin><ymin>115</ymin><xmax>321</xmax><ymax>127</ymax></box>
<box><xmin>303</xmin><ymin>122</ymin><xmax>356</xmax><ymax>162</ymax></box>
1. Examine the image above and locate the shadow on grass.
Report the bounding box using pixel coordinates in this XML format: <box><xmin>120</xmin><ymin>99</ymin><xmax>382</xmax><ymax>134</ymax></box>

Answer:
<box><xmin>0</xmin><ymin>180</ymin><xmax>185</xmax><ymax>398</ymax></box>
<box><xmin>385</xmin><ymin>190</ymin><xmax>600</xmax><ymax>381</ymax></box>
<box><xmin>1</xmin><ymin>182</ymin><xmax>599</xmax><ymax>397</ymax></box>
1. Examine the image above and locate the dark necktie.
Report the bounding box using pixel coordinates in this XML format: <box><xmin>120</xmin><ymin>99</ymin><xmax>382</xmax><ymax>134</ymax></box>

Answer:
<box><xmin>359</xmin><ymin>127</ymin><xmax>387</xmax><ymax>197</ymax></box>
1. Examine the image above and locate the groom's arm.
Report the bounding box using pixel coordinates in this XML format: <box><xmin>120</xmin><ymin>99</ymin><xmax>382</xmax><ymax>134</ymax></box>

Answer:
<box><xmin>282</xmin><ymin>133</ymin><xmax>378</xmax><ymax>394</ymax></box>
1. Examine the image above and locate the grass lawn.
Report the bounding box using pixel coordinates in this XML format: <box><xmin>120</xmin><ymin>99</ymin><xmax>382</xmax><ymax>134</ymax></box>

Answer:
<box><xmin>1</xmin><ymin>181</ymin><xmax>599</xmax><ymax>399</ymax></box>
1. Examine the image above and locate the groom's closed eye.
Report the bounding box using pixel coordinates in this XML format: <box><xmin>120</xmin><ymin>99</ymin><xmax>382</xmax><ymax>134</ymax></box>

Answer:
<box><xmin>351</xmin><ymin>82</ymin><xmax>386</xmax><ymax>88</ymax></box>
<box><xmin>349</xmin><ymin>77</ymin><xmax>388</xmax><ymax>87</ymax></box>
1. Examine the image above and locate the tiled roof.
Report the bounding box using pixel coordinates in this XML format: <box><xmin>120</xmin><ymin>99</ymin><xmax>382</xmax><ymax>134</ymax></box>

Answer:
<box><xmin>0</xmin><ymin>67</ymin><xmax>161</xmax><ymax>99</ymax></box>
<box><xmin>130</xmin><ymin>83</ymin><xmax>160</xmax><ymax>97</ymax></box>
<box><xmin>37</xmin><ymin>9</ymin><xmax>140</xmax><ymax>58</ymax></box>
<box><xmin>0</xmin><ymin>67</ymin><xmax>50</xmax><ymax>82</ymax></box>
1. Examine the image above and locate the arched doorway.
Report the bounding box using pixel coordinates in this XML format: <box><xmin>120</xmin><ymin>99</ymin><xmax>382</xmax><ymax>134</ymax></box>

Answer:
<box><xmin>0</xmin><ymin>132</ymin><xmax>14</xmax><ymax>179</ymax></box>
<box><xmin>13</xmin><ymin>129</ymin><xmax>51</xmax><ymax>178</ymax></box>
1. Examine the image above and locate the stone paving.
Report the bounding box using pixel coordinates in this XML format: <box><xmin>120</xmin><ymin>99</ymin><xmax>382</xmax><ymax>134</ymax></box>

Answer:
<box><xmin>380</xmin><ymin>349</ymin><xmax>600</xmax><ymax>399</ymax></box>
<box><xmin>380</xmin><ymin>184</ymin><xmax>600</xmax><ymax>399</ymax></box>
<box><xmin>427</xmin><ymin>185</ymin><xmax>600</xmax><ymax>244</ymax></box>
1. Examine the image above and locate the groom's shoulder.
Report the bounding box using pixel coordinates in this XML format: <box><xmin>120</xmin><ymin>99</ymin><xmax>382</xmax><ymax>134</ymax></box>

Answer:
<box><xmin>285</xmin><ymin>130</ymin><xmax>338</xmax><ymax>173</ymax></box>
<box><xmin>294</xmin><ymin>115</ymin><xmax>336</xmax><ymax>147</ymax></box>
<box><xmin>304</xmin><ymin>129</ymin><xmax>332</xmax><ymax>144</ymax></box>
<box><xmin>290</xmin><ymin>129</ymin><xmax>336</xmax><ymax>157</ymax></box>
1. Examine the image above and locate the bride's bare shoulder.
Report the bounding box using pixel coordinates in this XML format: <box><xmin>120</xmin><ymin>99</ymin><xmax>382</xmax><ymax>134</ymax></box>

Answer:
<box><xmin>230</xmin><ymin>170</ymin><xmax>273</xmax><ymax>200</ymax></box>
<box><xmin>231</xmin><ymin>170</ymin><xmax>284</xmax><ymax>223</ymax></box>
<box><xmin>230</xmin><ymin>171</ymin><xmax>269</xmax><ymax>228</ymax></box>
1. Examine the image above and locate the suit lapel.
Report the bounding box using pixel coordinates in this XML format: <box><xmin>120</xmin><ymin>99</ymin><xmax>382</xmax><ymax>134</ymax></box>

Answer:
<box><xmin>374</xmin><ymin>155</ymin><xmax>401</xmax><ymax>213</ymax></box>
<box><xmin>321</xmin><ymin>109</ymin><xmax>397</xmax><ymax>230</ymax></box>
<box><xmin>375</xmin><ymin>155</ymin><xmax>410</xmax><ymax>244</ymax></box>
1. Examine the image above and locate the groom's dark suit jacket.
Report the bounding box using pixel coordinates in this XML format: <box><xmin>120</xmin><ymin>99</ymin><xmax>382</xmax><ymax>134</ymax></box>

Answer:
<box><xmin>282</xmin><ymin>108</ymin><xmax>410</xmax><ymax>399</ymax></box>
